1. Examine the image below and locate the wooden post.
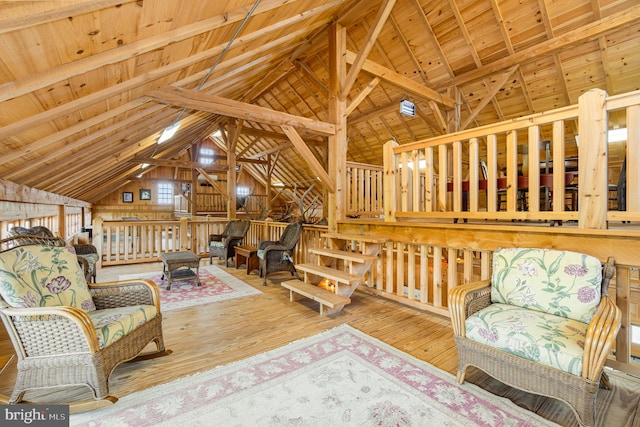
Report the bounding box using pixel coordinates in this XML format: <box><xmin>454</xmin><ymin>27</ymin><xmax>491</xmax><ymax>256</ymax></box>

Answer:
<box><xmin>327</xmin><ymin>23</ymin><xmax>347</xmax><ymax>232</ymax></box>
<box><xmin>179</xmin><ymin>217</ymin><xmax>189</xmax><ymax>251</ymax></box>
<box><xmin>92</xmin><ymin>217</ymin><xmax>103</xmax><ymax>270</ymax></box>
<box><xmin>57</xmin><ymin>204</ymin><xmax>66</xmax><ymax>240</ymax></box>
<box><xmin>627</xmin><ymin>105</ymin><xmax>639</xmax><ymax>212</ymax></box>
<box><xmin>578</xmin><ymin>89</ymin><xmax>608</xmax><ymax>229</ymax></box>
<box><xmin>383</xmin><ymin>140</ymin><xmax>398</xmax><ymax>222</ymax></box>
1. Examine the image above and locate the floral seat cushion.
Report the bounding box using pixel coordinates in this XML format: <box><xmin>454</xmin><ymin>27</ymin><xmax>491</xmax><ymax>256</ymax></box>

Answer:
<box><xmin>0</xmin><ymin>245</ymin><xmax>96</xmax><ymax>312</ymax></box>
<box><xmin>210</xmin><ymin>241</ymin><xmax>225</xmax><ymax>249</ymax></box>
<box><xmin>89</xmin><ymin>305</ymin><xmax>157</xmax><ymax>349</ymax></box>
<box><xmin>491</xmin><ymin>248</ymin><xmax>602</xmax><ymax>323</ymax></box>
<box><xmin>466</xmin><ymin>303</ymin><xmax>588</xmax><ymax>375</ymax></box>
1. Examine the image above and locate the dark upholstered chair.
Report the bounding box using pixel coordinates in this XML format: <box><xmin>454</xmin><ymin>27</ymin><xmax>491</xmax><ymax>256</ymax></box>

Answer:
<box><xmin>258</xmin><ymin>220</ymin><xmax>303</xmax><ymax>286</ymax></box>
<box><xmin>208</xmin><ymin>219</ymin><xmax>250</xmax><ymax>266</ymax></box>
<box><xmin>9</xmin><ymin>226</ymin><xmax>99</xmax><ymax>283</ymax></box>
<box><xmin>0</xmin><ymin>234</ymin><xmax>169</xmax><ymax>409</ymax></box>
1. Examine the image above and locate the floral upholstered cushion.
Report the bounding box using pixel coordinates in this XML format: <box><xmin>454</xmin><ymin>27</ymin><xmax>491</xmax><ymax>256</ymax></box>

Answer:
<box><xmin>210</xmin><ymin>241</ymin><xmax>225</xmax><ymax>249</ymax></box>
<box><xmin>0</xmin><ymin>245</ymin><xmax>96</xmax><ymax>312</ymax></box>
<box><xmin>491</xmin><ymin>248</ymin><xmax>602</xmax><ymax>323</ymax></box>
<box><xmin>89</xmin><ymin>305</ymin><xmax>157</xmax><ymax>349</ymax></box>
<box><xmin>466</xmin><ymin>303</ymin><xmax>587</xmax><ymax>375</ymax></box>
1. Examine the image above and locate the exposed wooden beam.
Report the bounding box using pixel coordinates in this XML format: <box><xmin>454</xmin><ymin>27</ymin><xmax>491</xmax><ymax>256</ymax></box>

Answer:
<box><xmin>194</xmin><ymin>167</ymin><xmax>229</xmax><ymax>199</ymax></box>
<box><xmin>440</xmin><ymin>6</ymin><xmax>640</xmax><ymax>89</ymax></box>
<box><xmin>149</xmin><ymin>87</ymin><xmax>336</xmax><ymax>136</ymax></box>
<box><xmin>347</xmin><ymin>77</ymin><xmax>381</xmax><ymax>116</ymax></box>
<box><xmin>0</xmin><ymin>0</ymin><xmax>131</xmax><ymax>34</ymax></box>
<box><xmin>461</xmin><ymin>65</ymin><xmax>519</xmax><ymax>130</ymax></box>
<box><xmin>131</xmin><ymin>158</ymin><xmax>230</xmax><ymax>171</ymax></box>
<box><xmin>0</xmin><ymin>0</ymin><xmax>317</xmax><ymax>103</ymax></box>
<box><xmin>0</xmin><ymin>179</ymin><xmax>90</xmax><ymax>208</ymax></box>
<box><xmin>281</xmin><ymin>125</ymin><xmax>335</xmax><ymax>193</ymax></box>
<box><xmin>345</xmin><ymin>51</ymin><xmax>456</xmax><ymax>109</ymax></box>
<box><xmin>341</xmin><ymin>0</ymin><xmax>396</xmax><ymax>98</ymax></box>
<box><xmin>0</xmin><ymin>1</ymin><xmax>337</xmax><ymax>141</ymax></box>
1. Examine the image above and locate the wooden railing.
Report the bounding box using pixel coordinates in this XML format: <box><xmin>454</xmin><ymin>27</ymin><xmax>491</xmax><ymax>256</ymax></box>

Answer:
<box><xmin>94</xmin><ymin>217</ymin><xmax>328</xmax><ymax>267</ymax></box>
<box><xmin>346</xmin><ymin>161</ymin><xmax>383</xmax><ymax>218</ymax></box>
<box><xmin>173</xmin><ymin>194</ymin><xmax>267</xmax><ymax>215</ymax></box>
<box><xmin>383</xmin><ymin>88</ymin><xmax>640</xmax><ymax>227</ymax></box>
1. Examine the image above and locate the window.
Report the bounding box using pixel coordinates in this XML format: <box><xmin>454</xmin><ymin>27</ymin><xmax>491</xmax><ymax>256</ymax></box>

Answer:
<box><xmin>237</xmin><ymin>186</ymin><xmax>250</xmax><ymax>197</ymax></box>
<box><xmin>157</xmin><ymin>183</ymin><xmax>173</xmax><ymax>204</ymax></box>
<box><xmin>200</xmin><ymin>147</ymin><xmax>214</xmax><ymax>165</ymax></box>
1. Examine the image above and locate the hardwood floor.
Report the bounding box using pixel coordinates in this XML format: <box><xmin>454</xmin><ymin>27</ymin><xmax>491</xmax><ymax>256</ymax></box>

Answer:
<box><xmin>0</xmin><ymin>259</ymin><xmax>458</xmax><ymax>403</ymax></box>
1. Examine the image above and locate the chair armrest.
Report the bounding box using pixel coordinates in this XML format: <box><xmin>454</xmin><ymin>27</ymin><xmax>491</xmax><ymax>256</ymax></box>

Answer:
<box><xmin>1</xmin><ymin>306</ymin><xmax>100</xmax><ymax>354</ymax></box>
<box><xmin>258</xmin><ymin>240</ymin><xmax>279</xmax><ymax>250</ymax></box>
<box><xmin>74</xmin><ymin>244</ymin><xmax>98</xmax><ymax>255</ymax></box>
<box><xmin>225</xmin><ymin>235</ymin><xmax>245</xmax><ymax>246</ymax></box>
<box><xmin>76</xmin><ymin>256</ymin><xmax>91</xmax><ymax>280</ymax></box>
<box><xmin>448</xmin><ymin>279</ymin><xmax>492</xmax><ymax>337</ymax></box>
<box><xmin>582</xmin><ymin>295</ymin><xmax>622</xmax><ymax>380</ymax></box>
<box><xmin>260</xmin><ymin>243</ymin><xmax>288</xmax><ymax>255</ymax></box>
<box><xmin>89</xmin><ymin>279</ymin><xmax>161</xmax><ymax>314</ymax></box>
<box><xmin>209</xmin><ymin>233</ymin><xmax>224</xmax><ymax>244</ymax></box>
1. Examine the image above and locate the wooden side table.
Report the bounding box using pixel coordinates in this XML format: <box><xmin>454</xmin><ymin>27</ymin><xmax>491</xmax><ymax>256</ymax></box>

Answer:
<box><xmin>235</xmin><ymin>245</ymin><xmax>259</xmax><ymax>275</ymax></box>
<box><xmin>160</xmin><ymin>251</ymin><xmax>201</xmax><ymax>290</ymax></box>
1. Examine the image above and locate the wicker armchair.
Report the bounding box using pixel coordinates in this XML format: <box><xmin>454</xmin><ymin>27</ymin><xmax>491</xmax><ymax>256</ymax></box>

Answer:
<box><xmin>208</xmin><ymin>219</ymin><xmax>250</xmax><ymax>266</ymax></box>
<box><xmin>9</xmin><ymin>226</ymin><xmax>99</xmax><ymax>283</ymax></box>
<box><xmin>449</xmin><ymin>248</ymin><xmax>621</xmax><ymax>427</ymax></box>
<box><xmin>0</xmin><ymin>235</ymin><xmax>169</xmax><ymax>410</ymax></box>
<box><xmin>258</xmin><ymin>220</ymin><xmax>303</xmax><ymax>286</ymax></box>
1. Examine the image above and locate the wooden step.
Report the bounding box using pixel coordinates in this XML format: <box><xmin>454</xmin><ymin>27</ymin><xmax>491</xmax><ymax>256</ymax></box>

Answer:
<box><xmin>281</xmin><ymin>279</ymin><xmax>350</xmax><ymax>316</ymax></box>
<box><xmin>296</xmin><ymin>263</ymin><xmax>365</xmax><ymax>285</ymax></box>
<box><xmin>309</xmin><ymin>247</ymin><xmax>377</xmax><ymax>263</ymax></box>
<box><xmin>322</xmin><ymin>232</ymin><xmax>389</xmax><ymax>244</ymax></box>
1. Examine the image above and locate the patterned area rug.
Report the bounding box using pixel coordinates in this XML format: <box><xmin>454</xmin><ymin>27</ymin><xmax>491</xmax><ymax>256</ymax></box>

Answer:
<box><xmin>70</xmin><ymin>324</ymin><xmax>557</xmax><ymax>427</ymax></box>
<box><xmin>118</xmin><ymin>265</ymin><xmax>261</xmax><ymax>311</ymax></box>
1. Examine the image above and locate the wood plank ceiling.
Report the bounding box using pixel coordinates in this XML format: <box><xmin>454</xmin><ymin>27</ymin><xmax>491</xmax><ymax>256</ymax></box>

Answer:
<box><xmin>1</xmin><ymin>0</ymin><xmax>639</xmax><ymax>204</ymax></box>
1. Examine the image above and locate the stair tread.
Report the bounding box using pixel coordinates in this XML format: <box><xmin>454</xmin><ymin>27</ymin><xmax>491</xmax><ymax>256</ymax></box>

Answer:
<box><xmin>321</xmin><ymin>232</ymin><xmax>389</xmax><ymax>244</ymax></box>
<box><xmin>296</xmin><ymin>263</ymin><xmax>365</xmax><ymax>284</ymax></box>
<box><xmin>310</xmin><ymin>247</ymin><xmax>377</xmax><ymax>262</ymax></box>
<box><xmin>281</xmin><ymin>280</ymin><xmax>350</xmax><ymax>307</ymax></box>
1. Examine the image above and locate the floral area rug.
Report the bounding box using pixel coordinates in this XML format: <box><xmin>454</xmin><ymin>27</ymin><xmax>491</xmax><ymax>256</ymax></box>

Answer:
<box><xmin>118</xmin><ymin>264</ymin><xmax>261</xmax><ymax>312</ymax></box>
<box><xmin>70</xmin><ymin>324</ymin><xmax>557</xmax><ymax>427</ymax></box>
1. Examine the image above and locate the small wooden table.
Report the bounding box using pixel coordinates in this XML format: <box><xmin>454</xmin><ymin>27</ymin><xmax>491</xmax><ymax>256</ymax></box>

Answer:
<box><xmin>160</xmin><ymin>251</ymin><xmax>201</xmax><ymax>290</ymax></box>
<box><xmin>235</xmin><ymin>245</ymin><xmax>259</xmax><ymax>275</ymax></box>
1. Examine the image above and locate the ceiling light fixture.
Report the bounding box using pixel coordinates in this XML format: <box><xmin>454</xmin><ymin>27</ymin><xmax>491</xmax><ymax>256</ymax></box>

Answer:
<box><xmin>399</xmin><ymin>99</ymin><xmax>415</xmax><ymax>117</ymax></box>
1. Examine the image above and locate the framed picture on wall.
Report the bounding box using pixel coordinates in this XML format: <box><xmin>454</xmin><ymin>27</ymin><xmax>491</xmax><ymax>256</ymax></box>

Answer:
<box><xmin>122</xmin><ymin>192</ymin><xmax>133</xmax><ymax>203</ymax></box>
<box><xmin>140</xmin><ymin>189</ymin><xmax>151</xmax><ymax>200</ymax></box>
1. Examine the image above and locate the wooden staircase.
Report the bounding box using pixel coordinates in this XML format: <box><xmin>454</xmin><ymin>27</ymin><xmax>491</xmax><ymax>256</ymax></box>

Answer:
<box><xmin>281</xmin><ymin>232</ymin><xmax>388</xmax><ymax>315</ymax></box>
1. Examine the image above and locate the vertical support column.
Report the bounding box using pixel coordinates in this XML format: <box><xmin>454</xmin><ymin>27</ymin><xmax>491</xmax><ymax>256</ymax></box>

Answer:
<box><xmin>92</xmin><ymin>217</ymin><xmax>103</xmax><ymax>270</ymax></box>
<box><xmin>227</xmin><ymin>124</ymin><xmax>239</xmax><ymax>220</ymax></box>
<box><xmin>266</xmin><ymin>153</ymin><xmax>273</xmax><ymax>216</ymax></box>
<box><xmin>578</xmin><ymin>89</ymin><xmax>608</xmax><ymax>229</ymax></box>
<box><xmin>179</xmin><ymin>217</ymin><xmax>189</xmax><ymax>251</ymax></box>
<box><xmin>328</xmin><ymin>23</ymin><xmax>347</xmax><ymax>232</ymax></box>
<box><xmin>527</xmin><ymin>126</ymin><xmax>540</xmax><ymax>212</ymax></box>
<box><xmin>57</xmin><ymin>204</ymin><xmax>66</xmax><ymax>240</ymax></box>
<box><xmin>627</xmin><ymin>105</ymin><xmax>640</xmax><ymax>212</ymax></box>
<box><xmin>552</xmin><ymin>120</ymin><xmax>566</xmax><ymax>212</ymax></box>
<box><xmin>506</xmin><ymin>130</ymin><xmax>518</xmax><ymax>212</ymax></box>
<box><xmin>383</xmin><ymin>140</ymin><xmax>398</xmax><ymax>221</ymax></box>
<box><xmin>190</xmin><ymin>167</ymin><xmax>198</xmax><ymax>218</ymax></box>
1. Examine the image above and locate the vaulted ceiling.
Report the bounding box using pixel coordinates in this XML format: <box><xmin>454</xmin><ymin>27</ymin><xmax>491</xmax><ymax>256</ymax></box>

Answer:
<box><xmin>1</xmin><ymin>0</ymin><xmax>639</xmax><ymax>204</ymax></box>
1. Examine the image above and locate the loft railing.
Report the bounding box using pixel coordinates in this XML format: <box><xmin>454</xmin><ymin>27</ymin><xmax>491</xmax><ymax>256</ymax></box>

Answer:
<box><xmin>346</xmin><ymin>161</ymin><xmax>383</xmax><ymax>218</ymax></box>
<box><xmin>383</xmin><ymin>88</ymin><xmax>640</xmax><ymax>227</ymax></box>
